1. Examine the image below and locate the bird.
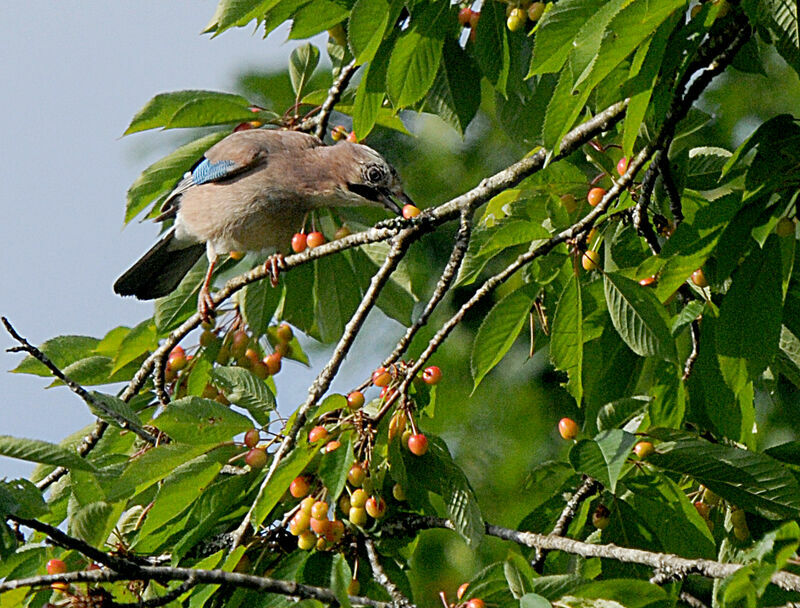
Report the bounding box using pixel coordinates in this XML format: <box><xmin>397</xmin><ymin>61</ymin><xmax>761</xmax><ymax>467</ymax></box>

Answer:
<box><xmin>114</xmin><ymin>128</ymin><xmax>413</xmax><ymax>320</ymax></box>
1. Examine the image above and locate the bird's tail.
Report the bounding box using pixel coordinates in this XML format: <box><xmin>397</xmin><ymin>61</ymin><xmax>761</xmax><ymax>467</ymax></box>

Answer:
<box><xmin>114</xmin><ymin>229</ymin><xmax>205</xmax><ymax>300</ymax></box>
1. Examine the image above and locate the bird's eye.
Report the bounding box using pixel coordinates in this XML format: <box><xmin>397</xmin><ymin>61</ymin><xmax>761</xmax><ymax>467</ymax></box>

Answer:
<box><xmin>365</xmin><ymin>164</ymin><xmax>386</xmax><ymax>184</ymax></box>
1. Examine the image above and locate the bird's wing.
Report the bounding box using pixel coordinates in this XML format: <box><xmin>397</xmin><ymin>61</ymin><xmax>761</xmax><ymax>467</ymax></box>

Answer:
<box><xmin>156</xmin><ymin>130</ymin><xmax>324</xmax><ymax>221</ymax></box>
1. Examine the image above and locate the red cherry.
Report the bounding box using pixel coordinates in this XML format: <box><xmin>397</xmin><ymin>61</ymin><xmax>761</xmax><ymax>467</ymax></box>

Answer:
<box><xmin>638</xmin><ymin>276</ymin><xmax>656</xmax><ymax>287</ymax></box>
<box><xmin>458</xmin><ymin>7</ymin><xmax>473</xmax><ymax>26</ymax></box>
<box><xmin>243</xmin><ymin>428</ymin><xmax>260</xmax><ymax>448</ymax></box>
<box><xmin>422</xmin><ymin>365</ymin><xmax>442</xmax><ymax>385</ymax></box>
<box><xmin>616</xmin><ymin>156</ymin><xmax>628</xmax><ymax>176</ymax></box>
<box><xmin>290</xmin><ymin>475</ymin><xmax>311</xmax><ymax>498</ymax></box>
<box><xmin>276</xmin><ymin>323</ymin><xmax>293</xmax><ymax>343</ymax></box>
<box><xmin>308</xmin><ymin>426</ymin><xmax>329</xmax><ymax>443</ymax></box>
<box><xmin>167</xmin><ymin>346</ymin><xmax>187</xmax><ymax>371</ymax></box>
<box><xmin>325</xmin><ymin>440</ymin><xmax>341</xmax><ymax>453</ymax></box>
<box><xmin>558</xmin><ymin>417</ymin><xmax>579</xmax><ymax>440</ymax></box>
<box><xmin>466</xmin><ymin>600</ymin><xmax>486</xmax><ymax>608</ymax></box>
<box><xmin>326</xmin><ymin>519</ymin><xmax>345</xmax><ymax>542</ymax></box>
<box><xmin>469</xmin><ymin>11</ymin><xmax>480</xmax><ymax>29</ymax></box>
<box><xmin>587</xmin><ymin>187</ymin><xmax>606</xmax><ymax>207</ymax></box>
<box><xmin>402</xmin><ymin>204</ymin><xmax>421</xmax><ymax>219</ymax></box>
<box><xmin>691</xmin><ymin>268</ymin><xmax>708</xmax><ymax>288</ymax></box>
<box><xmin>694</xmin><ymin>501</ymin><xmax>711</xmax><ymax>519</ymax></box>
<box><xmin>291</xmin><ymin>233</ymin><xmax>308</xmax><ymax>253</ymax></box>
<box><xmin>347</xmin><ymin>390</ymin><xmax>365</xmax><ymax>410</ymax></box>
<box><xmin>633</xmin><ymin>441</ymin><xmax>654</xmax><ymax>459</ymax></box>
<box><xmin>365</xmin><ymin>496</ymin><xmax>387</xmax><ymax>519</ymax></box>
<box><xmin>311</xmin><ymin>500</ymin><xmax>329</xmax><ymax>519</ymax></box>
<box><xmin>331</xmin><ymin>125</ymin><xmax>348</xmax><ymax>141</ymax></box>
<box><xmin>348</xmin><ymin>464</ymin><xmax>366</xmax><ymax>487</ymax></box>
<box><xmin>457</xmin><ymin>583</ymin><xmax>470</xmax><ymax>600</ymax></box>
<box><xmin>310</xmin><ymin>517</ymin><xmax>330</xmax><ymax>536</ymax></box>
<box><xmin>264</xmin><ymin>352</ymin><xmax>282</xmax><ymax>375</ymax></box>
<box><xmin>307</xmin><ymin>231</ymin><xmax>326</xmax><ymax>249</ymax></box>
<box><xmin>245</xmin><ymin>447</ymin><xmax>267</xmax><ymax>468</ymax></box>
<box><xmin>47</xmin><ymin>559</ymin><xmax>67</xmax><ymax>575</ymax></box>
<box><xmin>407</xmin><ymin>433</ymin><xmax>429</xmax><ymax>456</ymax></box>
<box><xmin>346</xmin><ymin>131</ymin><xmax>359</xmax><ymax>143</ymax></box>
<box><xmin>372</xmin><ymin>367</ymin><xmax>391</xmax><ymax>387</ymax></box>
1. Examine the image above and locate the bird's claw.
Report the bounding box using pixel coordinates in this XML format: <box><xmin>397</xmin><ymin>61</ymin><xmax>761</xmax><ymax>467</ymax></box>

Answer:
<box><xmin>198</xmin><ymin>287</ymin><xmax>216</xmax><ymax>323</ymax></box>
<box><xmin>265</xmin><ymin>254</ymin><xmax>286</xmax><ymax>288</ymax></box>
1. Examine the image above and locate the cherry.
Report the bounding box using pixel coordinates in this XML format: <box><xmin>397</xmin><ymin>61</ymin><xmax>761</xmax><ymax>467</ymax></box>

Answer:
<box><xmin>291</xmin><ymin>233</ymin><xmax>308</xmax><ymax>253</ymax></box>
<box><xmin>691</xmin><ymin>268</ymin><xmax>708</xmax><ymax>288</ymax></box>
<box><xmin>402</xmin><ymin>204</ymin><xmax>421</xmax><ymax>219</ymax></box>
<box><xmin>338</xmin><ymin>493</ymin><xmax>352</xmax><ymax>514</ymax></box>
<box><xmin>300</xmin><ymin>496</ymin><xmax>315</xmax><ymax>514</ymax></box>
<box><xmin>592</xmin><ymin>504</ymin><xmax>611</xmax><ymax>529</ymax></box>
<box><xmin>230</xmin><ymin>330</ymin><xmax>250</xmax><ymax>359</ymax></box>
<box><xmin>469</xmin><ymin>11</ymin><xmax>480</xmax><ymax>29</ymax></box>
<box><xmin>348</xmin><ymin>464</ymin><xmax>367</xmax><ymax>487</ymax></box>
<box><xmin>346</xmin><ymin>131</ymin><xmax>359</xmax><ymax>143</ymax></box>
<box><xmin>199</xmin><ymin>329</ymin><xmax>219</xmax><ymax>348</ymax></box>
<box><xmin>372</xmin><ymin>367</ymin><xmax>392</xmax><ymax>387</ymax></box>
<box><xmin>393</xmin><ymin>483</ymin><xmax>406</xmax><ymax>501</ymax></box>
<box><xmin>694</xmin><ymin>501</ymin><xmax>711</xmax><ymax>519</ymax></box>
<box><xmin>349</xmin><ymin>506</ymin><xmax>368</xmax><ymax>526</ymax></box>
<box><xmin>633</xmin><ymin>441</ymin><xmax>654</xmax><ymax>459</ymax></box>
<box><xmin>351</xmin><ymin>489</ymin><xmax>368</xmax><ymax>508</ymax></box>
<box><xmin>457</xmin><ymin>583</ymin><xmax>470</xmax><ymax>600</ymax></box>
<box><xmin>276</xmin><ymin>323</ymin><xmax>293</xmax><ymax>343</ymax></box>
<box><xmin>558</xmin><ymin>417</ymin><xmax>579</xmax><ymax>440</ymax></box>
<box><xmin>407</xmin><ymin>433</ymin><xmax>429</xmax><ymax>456</ymax></box>
<box><xmin>310</xmin><ymin>500</ymin><xmax>329</xmax><ymax>520</ymax></box>
<box><xmin>347</xmin><ymin>578</ymin><xmax>361</xmax><ymax>595</ymax></box>
<box><xmin>47</xmin><ymin>559</ymin><xmax>67</xmax><ymax>575</ymax></box>
<box><xmin>326</xmin><ymin>519</ymin><xmax>345</xmax><ymax>543</ymax></box>
<box><xmin>528</xmin><ymin>2</ymin><xmax>545</xmax><ymax>21</ymax></box>
<box><xmin>325</xmin><ymin>440</ymin><xmax>341</xmax><ymax>453</ymax></box>
<box><xmin>331</xmin><ymin>125</ymin><xmax>348</xmax><ymax>141</ymax></box>
<box><xmin>458</xmin><ymin>7</ymin><xmax>474</xmax><ymax>26</ymax></box>
<box><xmin>777</xmin><ymin>217</ymin><xmax>795</xmax><ymax>237</ymax></box>
<box><xmin>167</xmin><ymin>346</ymin><xmax>187</xmax><ymax>371</ymax></box>
<box><xmin>638</xmin><ymin>276</ymin><xmax>656</xmax><ymax>287</ymax></box>
<box><xmin>616</xmin><ymin>156</ymin><xmax>628</xmax><ymax>176</ymax></box>
<box><xmin>560</xmin><ymin>193</ymin><xmax>578</xmax><ymax>213</ymax></box>
<box><xmin>581</xmin><ymin>250</ymin><xmax>600</xmax><ymax>272</ymax></box>
<box><xmin>264</xmin><ymin>352</ymin><xmax>282</xmax><ymax>375</ymax></box>
<box><xmin>243</xmin><ymin>428</ymin><xmax>260</xmax><ymax>448</ymax></box>
<box><xmin>466</xmin><ymin>600</ymin><xmax>486</xmax><ymax>608</ymax></box>
<box><xmin>380</xmin><ymin>386</ymin><xmax>397</xmax><ymax>400</ymax></box>
<box><xmin>507</xmin><ymin>7</ymin><xmax>527</xmax><ymax>31</ymax></box>
<box><xmin>422</xmin><ymin>365</ymin><xmax>442</xmax><ymax>385</ymax></box>
<box><xmin>365</xmin><ymin>496</ymin><xmax>387</xmax><ymax>519</ymax></box>
<box><xmin>298</xmin><ymin>530</ymin><xmax>316</xmax><ymax>550</ymax></box>
<box><xmin>309</xmin><ymin>426</ymin><xmax>329</xmax><ymax>443</ymax></box>
<box><xmin>251</xmin><ymin>360</ymin><xmax>270</xmax><ymax>379</ymax></box>
<box><xmin>290</xmin><ymin>475</ymin><xmax>311</xmax><ymax>498</ymax></box>
<box><xmin>334</xmin><ymin>225</ymin><xmax>352</xmax><ymax>239</ymax></box>
<box><xmin>347</xmin><ymin>390</ymin><xmax>365</xmax><ymax>410</ymax></box>
<box><xmin>289</xmin><ymin>511</ymin><xmax>311</xmax><ymax>535</ymax></box>
<box><xmin>245</xmin><ymin>347</ymin><xmax>261</xmax><ymax>366</ymax></box>
<box><xmin>234</xmin><ymin>122</ymin><xmax>254</xmax><ymax>132</ymax></box>
<box><xmin>307</xmin><ymin>231</ymin><xmax>326</xmax><ymax>249</ymax></box>
<box><xmin>245</xmin><ymin>447</ymin><xmax>267</xmax><ymax>469</ymax></box>
<box><xmin>310</xmin><ymin>517</ymin><xmax>330</xmax><ymax>536</ymax></box>
<box><xmin>587</xmin><ymin>187</ymin><xmax>606</xmax><ymax>207</ymax></box>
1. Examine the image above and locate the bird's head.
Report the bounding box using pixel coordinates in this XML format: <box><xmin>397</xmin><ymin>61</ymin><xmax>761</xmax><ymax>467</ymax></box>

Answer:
<box><xmin>332</xmin><ymin>142</ymin><xmax>413</xmax><ymax>215</ymax></box>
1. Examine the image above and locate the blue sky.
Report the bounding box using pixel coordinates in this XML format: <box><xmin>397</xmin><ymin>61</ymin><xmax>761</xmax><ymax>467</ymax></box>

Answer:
<box><xmin>0</xmin><ymin>3</ymin><xmax>390</xmax><ymax>478</ymax></box>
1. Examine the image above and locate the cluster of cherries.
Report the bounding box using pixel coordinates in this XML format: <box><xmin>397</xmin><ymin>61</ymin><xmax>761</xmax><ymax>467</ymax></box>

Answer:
<box><xmin>440</xmin><ymin>582</ymin><xmax>486</xmax><ymax>608</ymax></box>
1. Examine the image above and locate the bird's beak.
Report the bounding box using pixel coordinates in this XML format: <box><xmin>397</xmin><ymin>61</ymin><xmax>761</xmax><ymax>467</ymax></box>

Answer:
<box><xmin>376</xmin><ymin>187</ymin><xmax>412</xmax><ymax>216</ymax></box>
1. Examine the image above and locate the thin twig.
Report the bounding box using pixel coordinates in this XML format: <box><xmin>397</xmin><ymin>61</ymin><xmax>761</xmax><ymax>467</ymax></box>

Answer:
<box><xmin>388</xmin><ymin>515</ymin><xmax>800</xmax><ymax>592</ymax></box>
<box><xmin>111</xmin><ymin>577</ymin><xmax>197</xmax><ymax>607</ymax></box>
<box><xmin>300</xmin><ymin>60</ymin><xmax>359</xmax><ymax>139</ymax></box>
<box><xmin>658</xmin><ymin>153</ymin><xmax>683</xmax><ymax>224</ymax></box>
<box><xmin>2</xmin><ymin>317</ymin><xmax>159</xmax><ymax>446</ymax></box>
<box><xmin>682</xmin><ymin>319</ymin><xmax>701</xmax><ymax>381</ymax></box>
<box><xmin>531</xmin><ymin>477</ymin><xmax>601</xmax><ymax>572</ymax></box>
<box><xmin>364</xmin><ymin>538</ymin><xmax>414</xmax><ymax>608</ymax></box>
<box><xmin>231</xmin><ymin>230</ymin><xmax>418</xmax><ymax>548</ymax></box>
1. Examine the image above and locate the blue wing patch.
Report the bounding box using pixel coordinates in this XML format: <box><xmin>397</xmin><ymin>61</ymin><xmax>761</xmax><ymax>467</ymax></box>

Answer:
<box><xmin>191</xmin><ymin>158</ymin><xmax>238</xmax><ymax>185</ymax></box>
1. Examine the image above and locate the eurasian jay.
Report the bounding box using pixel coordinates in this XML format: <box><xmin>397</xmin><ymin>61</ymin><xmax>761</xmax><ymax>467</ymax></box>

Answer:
<box><xmin>114</xmin><ymin>129</ymin><xmax>412</xmax><ymax>319</ymax></box>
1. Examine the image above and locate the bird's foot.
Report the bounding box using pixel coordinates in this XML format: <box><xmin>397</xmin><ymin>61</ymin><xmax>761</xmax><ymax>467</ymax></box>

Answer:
<box><xmin>265</xmin><ymin>253</ymin><xmax>286</xmax><ymax>288</ymax></box>
<box><xmin>197</xmin><ymin>286</ymin><xmax>216</xmax><ymax>323</ymax></box>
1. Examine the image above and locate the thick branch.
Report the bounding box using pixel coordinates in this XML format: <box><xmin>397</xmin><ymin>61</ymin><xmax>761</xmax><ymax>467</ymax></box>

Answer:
<box><xmin>365</xmin><ymin>538</ymin><xmax>414</xmax><ymax>608</ymax></box>
<box><xmin>393</xmin><ymin>515</ymin><xmax>800</xmax><ymax>593</ymax></box>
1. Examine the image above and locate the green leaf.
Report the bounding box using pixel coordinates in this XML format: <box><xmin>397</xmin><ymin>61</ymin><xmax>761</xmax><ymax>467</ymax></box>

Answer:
<box><xmin>111</xmin><ymin>319</ymin><xmax>158</xmax><ymax>373</ymax></box>
<box><xmin>597</xmin><ymin>396</ymin><xmax>650</xmax><ymax>431</ymax></box>
<box><xmin>550</xmin><ymin>275</ymin><xmax>583</xmax><ymax>404</ymax></box>
<box><xmin>154</xmin><ymin>257</ymin><xmax>208</xmax><ymax>333</ymax></box>
<box><xmin>241</xmin><ymin>279</ymin><xmax>282</xmax><ymax>339</ymax></box>
<box><xmin>0</xmin><ymin>436</ymin><xmax>97</xmax><ymax>471</ymax></box>
<box><xmin>88</xmin><ymin>391</ymin><xmax>142</xmax><ymax>430</ymax></box>
<box><xmin>471</xmin><ymin>283</ymin><xmax>537</xmax><ymax>392</ymax></box>
<box><xmin>317</xmin><ymin>434</ymin><xmax>353</xmax><ymax>501</ymax></box>
<box><xmin>647</xmin><ymin>361</ymin><xmax>684</xmax><ymax>429</ymax></box>
<box><xmin>776</xmin><ymin>325</ymin><xmax>800</xmax><ymax>387</ymax></box>
<box><xmin>474</xmin><ymin>0</ymin><xmax>511</xmax><ymax>95</ymax></box>
<box><xmin>348</xmin><ymin>0</ymin><xmax>399</xmax><ymax>64</ymax></box>
<box><xmin>504</xmin><ymin>554</ymin><xmax>535</xmax><ymax>599</ymax></box>
<box><xmin>716</xmin><ymin>235</ymin><xmax>784</xmax><ymax>392</ymax></box>
<box><xmin>124</xmin><ymin>90</ymin><xmax>255</xmax><ymax>134</ymax></box>
<box><xmin>603</xmin><ymin>272</ymin><xmax>676</xmax><ymax>360</ymax></box>
<box><xmin>385</xmin><ymin>2</ymin><xmax>449</xmax><ymax>108</ymax></box>
<box><xmin>69</xmin><ymin>501</ymin><xmax>121</xmax><ymax>547</ymax></box>
<box><xmin>51</xmin><ymin>354</ymin><xmax>141</xmax><ymax>387</ymax></box>
<box><xmin>289</xmin><ymin>43</ymin><xmax>321</xmax><ymax>97</ymax></box>
<box><xmin>520</xmin><ymin>594</ymin><xmax>553</xmax><ymax>608</ymax></box>
<box><xmin>742</xmin><ymin>0</ymin><xmax>800</xmax><ymax>78</ymax></box>
<box><xmin>352</xmin><ymin>36</ymin><xmax>394</xmax><ymax>138</ymax></box>
<box><xmin>0</xmin><ymin>479</ymin><xmax>48</xmax><ymax>519</ymax></box>
<box><xmin>11</xmin><ymin>335</ymin><xmax>99</xmax><ymax>377</ymax></box>
<box><xmin>648</xmin><ymin>428</ymin><xmax>800</xmax><ymax>519</ymax></box>
<box><xmin>426</xmin><ymin>39</ymin><xmax>481</xmax><ymax>135</ymax></box>
<box><xmin>568</xmin><ymin>429</ymin><xmax>637</xmax><ymax>492</ymax></box>
<box><xmin>527</xmin><ymin>0</ymin><xmax>606</xmax><ymax>76</ymax></box>
<box><xmin>204</xmin><ymin>0</ymin><xmax>285</xmax><ymax>34</ymax></box>
<box><xmin>289</xmin><ymin>0</ymin><xmax>351</xmax><ymax>40</ymax></box>
<box><xmin>154</xmin><ymin>396</ymin><xmax>254</xmax><ymax>444</ymax></box>
<box><xmin>572</xmin><ymin>579</ymin><xmax>668</xmax><ymax>608</ymax></box>
<box><xmin>685</xmin><ymin>146</ymin><xmax>733</xmax><ymax>190</ymax></box>
<box><xmin>314</xmin><ymin>254</ymin><xmax>362</xmax><ymax>343</ymax></box>
<box><xmin>350</xmin><ymin>247</ymin><xmax>416</xmax><ymax>326</ymax></box>
<box><xmin>250</xmin><ymin>443</ymin><xmax>318</xmax><ymax>527</ymax></box>
<box><xmin>125</xmin><ymin>131</ymin><xmax>227</xmax><ymax>223</ymax></box>
<box><xmin>210</xmin><ymin>367</ymin><xmax>275</xmax><ymax>426</ymax></box>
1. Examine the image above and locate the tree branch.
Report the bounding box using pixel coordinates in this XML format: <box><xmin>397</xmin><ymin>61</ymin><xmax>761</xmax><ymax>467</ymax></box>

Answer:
<box><xmin>364</xmin><ymin>538</ymin><xmax>414</xmax><ymax>608</ymax></box>
<box><xmin>308</xmin><ymin>60</ymin><xmax>359</xmax><ymax>139</ymax></box>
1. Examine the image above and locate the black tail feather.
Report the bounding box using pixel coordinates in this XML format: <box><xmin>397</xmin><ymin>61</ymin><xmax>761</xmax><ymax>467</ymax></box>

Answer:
<box><xmin>114</xmin><ymin>230</ymin><xmax>205</xmax><ymax>300</ymax></box>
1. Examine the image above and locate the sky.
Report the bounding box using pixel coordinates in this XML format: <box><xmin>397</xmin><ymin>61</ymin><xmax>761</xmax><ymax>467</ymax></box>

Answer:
<box><xmin>0</xmin><ymin>3</ymin><xmax>402</xmax><ymax>479</ymax></box>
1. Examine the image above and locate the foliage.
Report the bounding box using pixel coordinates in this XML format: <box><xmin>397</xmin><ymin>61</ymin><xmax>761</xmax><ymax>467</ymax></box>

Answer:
<box><xmin>2</xmin><ymin>1</ymin><xmax>800</xmax><ymax>607</ymax></box>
